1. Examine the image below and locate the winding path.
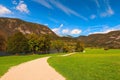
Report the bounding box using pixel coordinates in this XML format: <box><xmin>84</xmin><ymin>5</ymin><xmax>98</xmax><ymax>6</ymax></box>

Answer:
<box><xmin>0</xmin><ymin>57</ymin><xmax>65</xmax><ymax>80</ymax></box>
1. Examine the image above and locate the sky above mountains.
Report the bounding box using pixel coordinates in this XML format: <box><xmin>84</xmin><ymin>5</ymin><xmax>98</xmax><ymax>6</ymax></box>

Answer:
<box><xmin>0</xmin><ymin>0</ymin><xmax>120</xmax><ymax>37</ymax></box>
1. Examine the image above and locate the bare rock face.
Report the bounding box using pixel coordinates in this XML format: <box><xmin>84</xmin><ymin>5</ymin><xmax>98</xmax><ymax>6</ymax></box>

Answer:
<box><xmin>0</xmin><ymin>29</ymin><xmax>6</xmax><ymax>51</ymax></box>
<box><xmin>0</xmin><ymin>17</ymin><xmax>57</xmax><ymax>37</ymax></box>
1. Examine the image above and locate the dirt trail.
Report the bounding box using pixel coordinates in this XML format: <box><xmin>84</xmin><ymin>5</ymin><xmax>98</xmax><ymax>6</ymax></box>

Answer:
<box><xmin>0</xmin><ymin>57</ymin><xmax>65</xmax><ymax>80</ymax></box>
<box><xmin>61</xmin><ymin>53</ymin><xmax>75</xmax><ymax>56</ymax></box>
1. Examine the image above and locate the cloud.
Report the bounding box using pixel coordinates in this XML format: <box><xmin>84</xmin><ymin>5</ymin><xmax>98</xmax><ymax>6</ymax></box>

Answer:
<box><xmin>71</xmin><ymin>29</ymin><xmax>82</xmax><ymax>35</ymax></box>
<box><xmin>90</xmin><ymin>14</ymin><xmax>96</xmax><ymax>19</ymax></box>
<box><xmin>52</xmin><ymin>25</ymin><xmax>82</xmax><ymax>36</ymax></box>
<box><xmin>91</xmin><ymin>29</ymin><xmax>115</xmax><ymax>34</ymax></box>
<box><xmin>62</xmin><ymin>28</ymin><xmax>82</xmax><ymax>36</ymax></box>
<box><xmin>106</xmin><ymin>0</ymin><xmax>114</xmax><ymax>15</ymax></box>
<box><xmin>16</xmin><ymin>0</ymin><xmax>29</xmax><ymax>13</ymax></box>
<box><xmin>33</xmin><ymin>0</ymin><xmax>53</xmax><ymax>9</ymax></box>
<box><xmin>100</xmin><ymin>0</ymin><xmax>114</xmax><ymax>17</ymax></box>
<box><xmin>62</xmin><ymin>29</ymin><xmax>69</xmax><ymax>34</ymax></box>
<box><xmin>95</xmin><ymin>0</ymin><xmax>100</xmax><ymax>8</ymax></box>
<box><xmin>101</xmin><ymin>25</ymin><xmax>120</xmax><ymax>33</ymax></box>
<box><xmin>87</xmin><ymin>25</ymin><xmax>120</xmax><ymax>35</ymax></box>
<box><xmin>12</xmin><ymin>0</ymin><xmax>17</xmax><ymax>5</ymax></box>
<box><xmin>50</xmin><ymin>0</ymin><xmax>88</xmax><ymax>21</ymax></box>
<box><xmin>34</xmin><ymin>0</ymin><xmax>87</xmax><ymax>21</ymax></box>
<box><xmin>0</xmin><ymin>5</ymin><xmax>12</xmax><ymax>15</ymax></box>
<box><xmin>49</xmin><ymin>18</ymin><xmax>58</xmax><ymax>23</ymax></box>
<box><xmin>52</xmin><ymin>24</ymin><xmax>63</xmax><ymax>35</ymax></box>
<box><xmin>44</xmin><ymin>24</ymin><xmax>49</xmax><ymax>26</ymax></box>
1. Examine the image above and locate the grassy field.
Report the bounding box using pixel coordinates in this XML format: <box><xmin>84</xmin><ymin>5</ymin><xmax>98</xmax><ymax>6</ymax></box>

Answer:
<box><xmin>0</xmin><ymin>53</ymin><xmax>65</xmax><ymax>77</ymax></box>
<box><xmin>48</xmin><ymin>49</ymin><xmax>120</xmax><ymax>80</ymax></box>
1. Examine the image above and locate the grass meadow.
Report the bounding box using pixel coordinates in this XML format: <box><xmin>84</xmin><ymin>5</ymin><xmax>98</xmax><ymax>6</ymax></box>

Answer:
<box><xmin>48</xmin><ymin>49</ymin><xmax>120</xmax><ymax>80</ymax></box>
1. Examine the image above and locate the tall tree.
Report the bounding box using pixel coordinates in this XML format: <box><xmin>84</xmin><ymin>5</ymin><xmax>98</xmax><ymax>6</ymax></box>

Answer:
<box><xmin>7</xmin><ymin>32</ymin><xmax>29</xmax><ymax>54</ymax></box>
<box><xmin>75</xmin><ymin>41</ymin><xmax>84</xmax><ymax>52</ymax></box>
<box><xmin>42</xmin><ymin>35</ymin><xmax>51</xmax><ymax>53</ymax></box>
<box><xmin>51</xmin><ymin>40</ymin><xmax>63</xmax><ymax>52</ymax></box>
<box><xmin>27</xmin><ymin>33</ymin><xmax>39</xmax><ymax>53</ymax></box>
<box><xmin>27</xmin><ymin>34</ymin><xmax>51</xmax><ymax>54</ymax></box>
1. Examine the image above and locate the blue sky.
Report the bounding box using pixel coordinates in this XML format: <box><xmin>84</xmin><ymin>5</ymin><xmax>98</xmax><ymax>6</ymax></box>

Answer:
<box><xmin>0</xmin><ymin>0</ymin><xmax>120</xmax><ymax>37</ymax></box>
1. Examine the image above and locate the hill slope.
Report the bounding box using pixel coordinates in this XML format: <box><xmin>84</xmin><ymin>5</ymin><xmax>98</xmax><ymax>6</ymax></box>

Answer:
<box><xmin>0</xmin><ymin>17</ymin><xmax>57</xmax><ymax>37</ymax></box>
<box><xmin>77</xmin><ymin>31</ymin><xmax>120</xmax><ymax>49</ymax></box>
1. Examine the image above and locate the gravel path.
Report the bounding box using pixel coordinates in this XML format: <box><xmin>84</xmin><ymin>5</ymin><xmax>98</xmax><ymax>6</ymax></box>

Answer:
<box><xmin>0</xmin><ymin>57</ymin><xmax>65</xmax><ymax>80</ymax></box>
<box><xmin>61</xmin><ymin>53</ymin><xmax>75</xmax><ymax>56</ymax></box>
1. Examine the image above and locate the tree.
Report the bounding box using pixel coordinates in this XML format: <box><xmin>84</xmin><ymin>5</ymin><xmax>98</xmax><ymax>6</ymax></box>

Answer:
<box><xmin>62</xmin><ymin>42</ymin><xmax>75</xmax><ymax>53</ymax></box>
<box><xmin>75</xmin><ymin>41</ymin><xmax>84</xmax><ymax>52</ymax></box>
<box><xmin>51</xmin><ymin>40</ymin><xmax>63</xmax><ymax>53</ymax></box>
<box><xmin>27</xmin><ymin>33</ymin><xmax>39</xmax><ymax>53</ymax></box>
<box><xmin>27</xmin><ymin>34</ymin><xmax>51</xmax><ymax>54</ymax></box>
<box><xmin>42</xmin><ymin>35</ymin><xmax>51</xmax><ymax>53</ymax></box>
<box><xmin>7</xmin><ymin>32</ymin><xmax>29</xmax><ymax>54</ymax></box>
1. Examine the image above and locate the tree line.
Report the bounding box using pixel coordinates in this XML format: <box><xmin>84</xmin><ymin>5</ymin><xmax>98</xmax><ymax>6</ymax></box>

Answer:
<box><xmin>0</xmin><ymin>32</ymin><xmax>84</xmax><ymax>55</ymax></box>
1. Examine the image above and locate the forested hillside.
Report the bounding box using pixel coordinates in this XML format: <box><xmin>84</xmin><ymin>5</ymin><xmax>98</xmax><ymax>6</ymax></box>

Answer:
<box><xmin>77</xmin><ymin>30</ymin><xmax>120</xmax><ymax>49</ymax></box>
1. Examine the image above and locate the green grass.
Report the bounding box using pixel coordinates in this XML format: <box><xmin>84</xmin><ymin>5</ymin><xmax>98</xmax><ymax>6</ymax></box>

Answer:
<box><xmin>0</xmin><ymin>53</ymin><xmax>65</xmax><ymax>77</ymax></box>
<box><xmin>48</xmin><ymin>49</ymin><xmax>120</xmax><ymax>80</ymax></box>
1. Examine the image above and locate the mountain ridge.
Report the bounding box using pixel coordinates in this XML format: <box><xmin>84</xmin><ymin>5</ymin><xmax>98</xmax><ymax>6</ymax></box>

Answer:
<box><xmin>0</xmin><ymin>17</ymin><xmax>57</xmax><ymax>37</ymax></box>
<box><xmin>77</xmin><ymin>30</ymin><xmax>120</xmax><ymax>49</ymax></box>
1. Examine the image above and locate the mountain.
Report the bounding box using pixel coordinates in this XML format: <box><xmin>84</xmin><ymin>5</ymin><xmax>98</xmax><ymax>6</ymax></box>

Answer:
<box><xmin>0</xmin><ymin>17</ymin><xmax>120</xmax><ymax>49</ymax></box>
<box><xmin>0</xmin><ymin>17</ymin><xmax>57</xmax><ymax>37</ymax></box>
<box><xmin>77</xmin><ymin>30</ymin><xmax>120</xmax><ymax>49</ymax></box>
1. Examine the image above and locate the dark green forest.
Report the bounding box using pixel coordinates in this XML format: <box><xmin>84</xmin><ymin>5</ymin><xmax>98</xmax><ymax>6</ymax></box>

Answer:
<box><xmin>0</xmin><ymin>32</ymin><xmax>84</xmax><ymax>55</ymax></box>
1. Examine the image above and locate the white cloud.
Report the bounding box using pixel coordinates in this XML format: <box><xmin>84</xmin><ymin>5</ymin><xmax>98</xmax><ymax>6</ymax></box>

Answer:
<box><xmin>100</xmin><ymin>12</ymin><xmax>108</xmax><ymax>17</ymax></box>
<box><xmin>52</xmin><ymin>28</ymin><xmax>59</xmax><ymax>34</ymax></box>
<box><xmin>59</xmin><ymin>24</ymin><xmax>63</xmax><ymax>28</ymax></box>
<box><xmin>52</xmin><ymin>26</ymin><xmax>82</xmax><ymax>36</ymax></box>
<box><xmin>71</xmin><ymin>29</ymin><xmax>82</xmax><ymax>35</ymax></box>
<box><xmin>95</xmin><ymin>0</ymin><xmax>100</xmax><ymax>8</ymax></box>
<box><xmin>90</xmin><ymin>14</ymin><xmax>96</xmax><ymax>19</ymax></box>
<box><xmin>12</xmin><ymin>0</ymin><xmax>17</xmax><ymax>5</ymax></box>
<box><xmin>62</xmin><ymin>29</ymin><xmax>69</xmax><ymax>34</ymax></box>
<box><xmin>49</xmin><ymin>18</ymin><xmax>58</xmax><ymax>23</ymax></box>
<box><xmin>34</xmin><ymin>0</ymin><xmax>87</xmax><ymax>21</ymax></box>
<box><xmin>0</xmin><ymin>5</ymin><xmax>12</xmax><ymax>15</ymax></box>
<box><xmin>16</xmin><ymin>1</ymin><xmax>29</xmax><ymax>13</ymax></box>
<box><xmin>49</xmin><ymin>0</ymin><xmax>88</xmax><ymax>21</ymax></box>
<box><xmin>88</xmin><ymin>25</ymin><xmax>120</xmax><ymax>35</ymax></box>
<box><xmin>91</xmin><ymin>29</ymin><xmax>115</xmax><ymax>34</ymax></box>
<box><xmin>62</xmin><ymin>28</ymin><xmax>82</xmax><ymax>35</ymax></box>
<box><xmin>44</xmin><ymin>24</ymin><xmax>49</xmax><ymax>26</ymax></box>
<box><xmin>100</xmin><ymin>8</ymin><xmax>114</xmax><ymax>17</ymax></box>
<box><xmin>106</xmin><ymin>0</ymin><xmax>114</xmax><ymax>15</ymax></box>
<box><xmin>107</xmin><ymin>6</ymin><xmax>114</xmax><ymax>15</ymax></box>
<box><xmin>33</xmin><ymin>0</ymin><xmax>53</xmax><ymax>9</ymax></box>
<box><xmin>102</xmin><ymin>25</ymin><xmax>120</xmax><ymax>33</ymax></box>
<box><xmin>52</xmin><ymin>24</ymin><xmax>63</xmax><ymax>35</ymax></box>
<box><xmin>100</xmin><ymin>0</ymin><xmax>114</xmax><ymax>17</ymax></box>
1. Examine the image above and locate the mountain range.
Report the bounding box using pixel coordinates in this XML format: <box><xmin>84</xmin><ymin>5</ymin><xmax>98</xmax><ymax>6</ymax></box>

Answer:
<box><xmin>0</xmin><ymin>17</ymin><xmax>120</xmax><ymax>49</ymax></box>
<box><xmin>77</xmin><ymin>31</ymin><xmax>120</xmax><ymax>49</ymax></box>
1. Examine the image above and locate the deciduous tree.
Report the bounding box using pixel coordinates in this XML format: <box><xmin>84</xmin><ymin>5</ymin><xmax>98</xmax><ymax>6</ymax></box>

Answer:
<box><xmin>51</xmin><ymin>40</ymin><xmax>63</xmax><ymax>52</ymax></box>
<box><xmin>75</xmin><ymin>41</ymin><xmax>84</xmax><ymax>52</ymax></box>
<box><xmin>7</xmin><ymin>32</ymin><xmax>29</xmax><ymax>54</ymax></box>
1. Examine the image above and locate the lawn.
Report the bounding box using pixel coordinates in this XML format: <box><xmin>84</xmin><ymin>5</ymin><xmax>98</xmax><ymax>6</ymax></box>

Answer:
<box><xmin>48</xmin><ymin>49</ymin><xmax>120</xmax><ymax>80</ymax></box>
<box><xmin>0</xmin><ymin>53</ymin><xmax>64</xmax><ymax>77</ymax></box>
